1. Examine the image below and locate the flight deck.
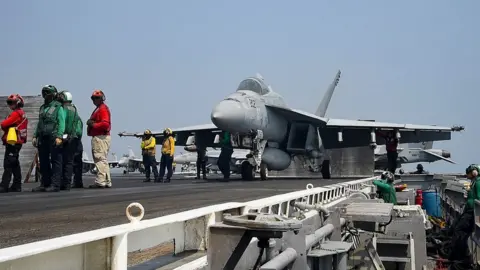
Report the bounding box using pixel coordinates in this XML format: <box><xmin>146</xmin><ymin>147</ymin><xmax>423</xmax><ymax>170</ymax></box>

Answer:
<box><xmin>0</xmin><ymin>174</ymin><xmax>352</xmax><ymax>249</ymax></box>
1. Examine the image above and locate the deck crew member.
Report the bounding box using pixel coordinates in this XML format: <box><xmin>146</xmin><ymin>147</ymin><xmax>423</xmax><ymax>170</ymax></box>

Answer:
<box><xmin>447</xmin><ymin>164</ymin><xmax>480</xmax><ymax>263</ymax></box>
<box><xmin>377</xmin><ymin>130</ymin><xmax>399</xmax><ymax>174</ymax></box>
<box><xmin>158</xmin><ymin>128</ymin><xmax>175</xmax><ymax>183</ymax></box>
<box><xmin>195</xmin><ymin>135</ymin><xmax>208</xmax><ymax>180</ymax></box>
<box><xmin>57</xmin><ymin>91</ymin><xmax>83</xmax><ymax>190</ymax></box>
<box><xmin>141</xmin><ymin>129</ymin><xmax>159</xmax><ymax>182</ymax></box>
<box><xmin>411</xmin><ymin>164</ymin><xmax>428</xmax><ymax>174</ymax></box>
<box><xmin>217</xmin><ymin>131</ymin><xmax>233</xmax><ymax>180</ymax></box>
<box><xmin>373</xmin><ymin>171</ymin><xmax>397</xmax><ymax>204</ymax></box>
<box><xmin>72</xmin><ymin>131</ymin><xmax>84</xmax><ymax>188</ymax></box>
<box><xmin>32</xmin><ymin>85</ymin><xmax>65</xmax><ymax>192</ymax></box>
<box><xmin>0</xmin><ymin>94</ymin><xmax>28</xmax><ymax>193</ymax></box>
<box><xmin>87</xmin><ymin>89</ymin><xmax>112</xmax><ymax>188</ymax></box>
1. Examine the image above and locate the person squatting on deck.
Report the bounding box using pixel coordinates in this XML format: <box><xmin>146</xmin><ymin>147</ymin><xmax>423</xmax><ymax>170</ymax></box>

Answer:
<box><xmin>141</xmin><ymin>129</ymin><xmax>159</xmax><ymax>182</ymax></box>
<box><xmin>0</xmin><ymin>94</ymin><xmax>28</xmax><ymax>193</ymax></box>
<box><xmin>57</xmin><ymin>91</ymin><xmax>83</xmax><ymax>190</ymax></box>
<box><xmin>32</xmin><ymin>85</ymin><xmax>65</xmax><ymax>192</ymax></box>
<box><xmin>159</xmin><ymin>128</ymin><xmax>175</xmax><ymax>183</ymax></box>
<box><xmin>87</xmin><ymin>90</ymin><xmax>112</xmax><ymax>189</ymax></box>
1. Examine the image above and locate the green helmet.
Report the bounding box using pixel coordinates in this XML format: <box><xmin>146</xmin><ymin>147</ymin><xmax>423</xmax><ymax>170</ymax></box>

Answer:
<box><xmin>58</xmin><ymin>91</ymin><xmax>73</xmax><ymax>102</ymax></box>
<box><xmin>41</xmin><ymin>84</ymin><xmax>58</xmax><ymax>96</ymax></box>
<box><xmin>466</xmin><ymin>164</ymin><xmax>479</xmax><ymax>175</ymax></box>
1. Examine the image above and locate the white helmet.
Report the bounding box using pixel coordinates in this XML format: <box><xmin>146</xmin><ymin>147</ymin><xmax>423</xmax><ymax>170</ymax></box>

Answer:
<box><xmin>381</xmin><ymin>171</ymin><xmax>394</xmax><ymax>182</ymax></box>
<box><xmin>62</xmin><ymin>91</ymin><xmax>73</xmax><ymax>102</ymax></box>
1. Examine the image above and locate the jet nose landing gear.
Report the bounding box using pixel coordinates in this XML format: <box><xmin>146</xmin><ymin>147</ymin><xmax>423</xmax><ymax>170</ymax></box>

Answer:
<box><xmin>241</xmin><ymin>130</ymin><xmax>268</xmax><ymax>181</ymax></box>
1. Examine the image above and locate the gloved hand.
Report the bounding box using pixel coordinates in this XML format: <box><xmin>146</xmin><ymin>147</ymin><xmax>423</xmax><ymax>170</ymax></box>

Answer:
<box><xmin>86</xmin><ymin>119</ymin><xmax>94</xmax><ymax>127</ymax></box>
<box><xmin>32</xmin><ymin>137</ymin><xmax>38</xmax><ymax>147</ymax></box>
<box><xmin>55</xmin><ymin>137</ymin><xmax>62</xmax><ymax>146</ymax></box>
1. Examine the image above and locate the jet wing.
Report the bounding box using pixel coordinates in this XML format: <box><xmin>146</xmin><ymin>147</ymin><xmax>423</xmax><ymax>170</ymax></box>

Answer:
<box><xmin>422</xmin><ymin>150</ymin><xmax>456</xmax><ymax>164</ymax></box>
<box><xmin>83</xmin><ymin>159</ymin><xmax>120</xmax><ymax>167</ymax></box>
<box><xmin>118</xmin><ymin>124</ymin><xmax>221</xmax><ymax>146</ymax></box>
<box><xmin>266</xmin><ymin>105</ymin><xmax>456</xmax><ymax>149</ymax></box>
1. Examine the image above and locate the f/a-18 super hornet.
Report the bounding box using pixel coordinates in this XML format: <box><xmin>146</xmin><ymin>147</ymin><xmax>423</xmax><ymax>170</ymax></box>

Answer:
<box><xmin>81</xmin><ymin>151</ymin><xmax>119</xmax><ymax>174</ymax></box>
<box><xmin>374</xmin><ymin>141</ymin><xmax>455</xmax><ymax>171</ymax></box>
<box><xmin>119</xmin><ymin>70</ymin><xmax>462</xmax><ymax>181</ymax></box>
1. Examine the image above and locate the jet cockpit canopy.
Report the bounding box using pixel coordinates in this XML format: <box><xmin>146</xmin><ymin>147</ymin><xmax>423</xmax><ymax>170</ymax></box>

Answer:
<box><xmin>236</xmin><ymin>77</ymin><xmax>270</xmax><ymax>95</ymax></box>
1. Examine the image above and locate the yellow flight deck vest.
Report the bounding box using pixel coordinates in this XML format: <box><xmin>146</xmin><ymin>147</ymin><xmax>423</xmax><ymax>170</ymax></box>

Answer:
<box><xmin>141</xmin><ymin>137</ymin><xmax>156</xmax><ymax>156</ymax></box>
<box><xmin>161</xmin><ymin>136</ymin><xmax>175</xmax><ymax>155</ymax></box>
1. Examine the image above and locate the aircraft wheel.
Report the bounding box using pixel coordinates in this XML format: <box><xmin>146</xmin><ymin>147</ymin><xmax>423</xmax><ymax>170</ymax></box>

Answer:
<box><xmin>241</xmin><ymin>162</ymin><xmax>255</xmax><ymax>181</ymax></box>
<box><xmin>321</xmin><ymin>160</ymin><xmax>331</xmax><ymax>179</ymax></box>
<box><xmin>260</xmin><ymin>163</ymin><xmax>268</xmax><ymax>181</ymax></box>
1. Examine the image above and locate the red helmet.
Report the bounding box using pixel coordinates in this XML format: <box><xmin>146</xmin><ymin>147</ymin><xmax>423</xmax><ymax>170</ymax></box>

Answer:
<box><xmin>91</xmin><ymin>89</ymin><xmax>105</xmax><ymax>101</ymax></box>
<box><xmin>7</xmin><ymin>94</ymin><xmax>24</xmax><ymax>107</ymax></box>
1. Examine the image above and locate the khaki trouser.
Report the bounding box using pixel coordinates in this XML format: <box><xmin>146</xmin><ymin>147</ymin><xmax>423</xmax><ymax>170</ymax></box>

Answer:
<box><xmin>91</xmin><ymin>135</ymin><xmax>111</xmax><ymax>187</ymax></box>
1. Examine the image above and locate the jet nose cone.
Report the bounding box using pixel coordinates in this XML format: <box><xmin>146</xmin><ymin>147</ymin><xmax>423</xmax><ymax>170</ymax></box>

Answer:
<box><xmin>442</xmin><ymin>150</ymin><xmax>451</xmax><ymax>158</ymax></box>
<box><xmin>211</xmin><ymin>100</ymin><xmax>245</xmax><ymax>130</ymax></box>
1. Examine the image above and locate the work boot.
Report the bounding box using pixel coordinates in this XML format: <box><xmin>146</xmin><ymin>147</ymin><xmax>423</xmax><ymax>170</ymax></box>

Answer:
<box><xmin>9</xmin><ymin>186</ymin><xmax>21</xmax><ymax>192</ymax></box>
<box><xmin>45</xmin><ymin>186</ymin><xmax>60</xmax><ymax>192</ymax></box>
<box><xmin>143</xmin><ymin>179</ymin><xmax>151</xmax><ymax>182</ymax></box>
<box><xmin>32</xmin><ymin>186</ymin><xmax>46</xmax><ymax>192</ymax></box>
<box><xmin>88</xmin><ymin>184</ymin><xmax>106</xmax><ymax>189</ymax></box>
<box><xmin>163</xmin><ymin>178</ymin><xmax>171</xmax><ymax>183</ymax></box>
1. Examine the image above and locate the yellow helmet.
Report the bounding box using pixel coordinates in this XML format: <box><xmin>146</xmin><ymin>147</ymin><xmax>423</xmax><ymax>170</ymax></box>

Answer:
<box><xmin>144</xmin><ymin>129</ymin><xmax>152</xmax><ymax>135</ymax></box>
<box><xmin>164</xmin><ymin>128</ymin><xmax>172</xmax><ymax>135</ymax></box>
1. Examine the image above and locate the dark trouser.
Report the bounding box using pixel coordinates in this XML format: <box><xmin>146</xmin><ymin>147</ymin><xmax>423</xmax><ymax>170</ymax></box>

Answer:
<box><xmin>218</xmin><ymin>147</ymin><xmax>233</xmax><ymax>178</ymax></box>
<box><xmin>159</xmin><ymin>154</ymin><xmax>173</xmax><ymax>181</ymax></box>
<box><xmin>61</xmin><ymin>138</ymin><xmax>77</xmax><ymax>189</ymax></box>
<box><xmin>143</xmin><ymin>154</ymin><xmax>159</xmax><ymax>180</ymax></box>
<box><xmin>448</xmin><ymin>208</ymin><xmax>474</xmax><ymax>262</ymax></box>
<box><xmin>386</xmin><ymin>151</ymin><xmax>398</xmax><ymax>174</ymax></box>
<box><xmin>1</xmin><ymin>144</ymin><xmax>22</xmax><ymax>190</ymax></box>
<box><xmin>38</xmin><ymin>135</ymin><xmax>63</xmax><ymax>189</ymax></box>
<box><xmin>196</xmin><ymin>148</ymin><xmax>207</xmax><ymax>178</ymax></box>
<box><xmin>72</xmin><ymin>139</ymin><xmax>83</xmax><ymax>187</ymax></box>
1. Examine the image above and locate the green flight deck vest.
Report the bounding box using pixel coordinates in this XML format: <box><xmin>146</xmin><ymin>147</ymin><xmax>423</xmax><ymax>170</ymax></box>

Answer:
<box><xmin>37</xmin><ymin>101</ymin><xmax>62</xmax><ymax>137</ymax></box>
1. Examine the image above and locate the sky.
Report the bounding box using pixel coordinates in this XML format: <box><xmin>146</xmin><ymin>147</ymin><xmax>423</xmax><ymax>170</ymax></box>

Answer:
<box><xmin>0</xmin><ymin>0</ymin><xmax>478</xmax><ymax>174</ymax></box>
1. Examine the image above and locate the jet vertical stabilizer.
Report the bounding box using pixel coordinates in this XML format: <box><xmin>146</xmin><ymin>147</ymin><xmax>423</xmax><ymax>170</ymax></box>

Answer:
<box><xmin>128</xmin><ymin>146</ymin><xmax>136</xmax><ymax>158</ymax></box>
<box><xmin>315</xmin><ymin>70</ymin><xmax>341</xmax><ymax>117</ymax></box>
<box><xmin>304</xmin><ymin>70</ymin><xmax>342</xmax><ymax>176</ymax></box>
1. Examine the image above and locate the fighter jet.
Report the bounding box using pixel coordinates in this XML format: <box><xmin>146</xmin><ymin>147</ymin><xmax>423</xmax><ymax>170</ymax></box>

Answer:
<box><xmin>82</xmin><ymin>151</ymin><xmax>119</xmax><ymax>174</ymax></box>
<box><xmin>374</xmin><ymin>141</ymin><xmax>455</xmax><ymax>171</ymax></box>
<box><xmin>119</xmin><ymin>70</ymin><xmax>460</xmax><ymax>181</ymax></box>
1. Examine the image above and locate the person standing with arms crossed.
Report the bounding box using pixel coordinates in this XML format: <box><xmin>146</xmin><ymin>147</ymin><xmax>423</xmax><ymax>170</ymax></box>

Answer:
<box><xmin>87</xmin><ymin>90</ymin><xmax>112</xmax><ymax>189</ymax></box>
<box><xmin>141</xmin><ymin>129</ymin><xmax>159</xmax><ymax>182</ymax></box>
<box><xmin>0</xmin><ymin>94</ymin><xmax>28</xmax><ymax>193</ymax></box>
<box><xmin>158</xmin><ymin>128</ymin><xmax>175</xmax><ymax>183</ymax></box>
<box><xmin>32</xmin><ymin>85</ymin><xmax>65</xmax><ymax>192</ymax></box>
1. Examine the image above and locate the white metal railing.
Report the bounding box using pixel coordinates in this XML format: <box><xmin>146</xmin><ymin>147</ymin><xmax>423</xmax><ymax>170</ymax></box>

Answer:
<box><xmin>0</xmin><ymin>177</ymin><xmax>375</xmax><ymax>270</ymax></box>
